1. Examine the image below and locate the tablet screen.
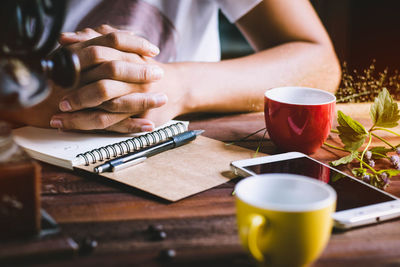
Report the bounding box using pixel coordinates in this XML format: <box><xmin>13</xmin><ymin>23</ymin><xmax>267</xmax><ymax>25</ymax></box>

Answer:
<box><xmin>244</xmin><ymin>156</ymin><xmax>396</xmax><ymax>211</ymax></box>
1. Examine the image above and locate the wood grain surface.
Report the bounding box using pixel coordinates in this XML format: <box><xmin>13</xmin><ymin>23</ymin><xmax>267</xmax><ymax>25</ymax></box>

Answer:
<box><xmin>1</xmin><ymin>103</ymin><xmax>400</xmax><ymax>266</ymax></box>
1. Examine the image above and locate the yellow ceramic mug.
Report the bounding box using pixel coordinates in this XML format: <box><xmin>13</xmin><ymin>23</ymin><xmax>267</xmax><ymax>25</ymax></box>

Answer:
<box><xmin>235</xmin><ymin>174</ymin><xmax>336</xmax><ymax>266</ymax></box>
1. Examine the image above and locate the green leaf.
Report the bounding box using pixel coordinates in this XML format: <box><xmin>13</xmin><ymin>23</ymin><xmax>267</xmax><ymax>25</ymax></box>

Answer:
<box><xmin>337</xmin><ymin>111</ymin><xmax>368</xmax><ymax>151</ymax></box>
<box><xmin>331</xmin><ymin>172</ymin><xmax>346</xmax><ymax>182</ymax></box>
<box><xmin>330</xmin><ymin>152</ymin><xmax>358</xmax><ymax>166</ymax></box>
<box><xmin>369</xmin><ymin>146</ymin><xmax>392</xmax><ymax>159</ymax></box>
<box><xmin>370</xmin><ymin>88</ymin><xmax>400</xmax><ymax>128</ymax></box>
<box><xmin>377</xmin><ymin>169</ymin><xmax>400</xmax><ymax>177</ymax></box>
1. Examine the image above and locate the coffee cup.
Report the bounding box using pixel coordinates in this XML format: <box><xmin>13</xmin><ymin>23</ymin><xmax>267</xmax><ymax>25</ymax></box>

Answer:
<box><xmin>264</xmin><ymin>86</ymin><xmax>336</xmax><ymax>154</ymax></box>
<box><xmin>235</xmin><ymin>174</ymin><xmax>336</xmax><ymax>266</ymax></box>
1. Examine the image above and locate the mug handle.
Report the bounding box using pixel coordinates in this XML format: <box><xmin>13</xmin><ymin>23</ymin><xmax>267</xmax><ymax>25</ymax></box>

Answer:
<box><xmin>248</xmin><ymin>214</ymin><xmax>267</xmax><ymax>262</ymax></box>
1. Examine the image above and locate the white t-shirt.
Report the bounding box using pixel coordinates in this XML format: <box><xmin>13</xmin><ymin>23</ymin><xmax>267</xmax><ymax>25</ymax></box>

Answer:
<box><xmin>63</xmin><ymin>0</ymin><xmax>261</xmax><ymax>62</ymax></box>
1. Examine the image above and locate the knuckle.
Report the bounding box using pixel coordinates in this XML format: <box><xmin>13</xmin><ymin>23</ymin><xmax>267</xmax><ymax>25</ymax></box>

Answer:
<box><xmin>97</xmin><ymin>24</ymin><xmax>110</xmax><ymax>31</ymax></box>
<box><xmin>86</xmin><ymin>45</ymin><xmax>104</xmax><ymax>64</ymax></box>
<box><xmin>143</xmin><ymin>67</ymin><xmax>150</xmax><ymax>81</ymax></box>
<box><xmin>140</xmin><ymin>96</ymin><xmax>150</xmax><ymax>111</ymax></box>
<box><xmin>81</xmin><ymin>27</ymin><xmax>93</xmax><ymax>34</ymax></box>
<box><xmin>141</xmin><ymin>66</ymin><xmax>158</xmax><ymax>81</ymax></box>
<box><xmin>95</xmin><ymin>113</ymin><xmax>113</xmax><ymax>129</ymax></box>
<box><xmin>95</xmin><ymin>80</ymin><xmax>111</xmax><ymax>100</ymax></box>
<box><xmin>107</xmin><ymin>32</ymin><xmax>122</xmax><ymax>47</ymax></box>
<box><xmin>68</xmin><ymin>94</ymin><xmax>83</xmax><ymax>110</ymax></box>
<box><xmin>104</xmin><ymin>61</ymin><xmax>122</xmax><ymax>79</ymax></box>
<box><xmin>137</xmin><ymin>66</ymin><xmax>150</xmax><ymax>81</ymax></box>
<box><xmin>64</xmin><ymin>114</ymin><xmax>79</xmax><ymax>129</ymax></box>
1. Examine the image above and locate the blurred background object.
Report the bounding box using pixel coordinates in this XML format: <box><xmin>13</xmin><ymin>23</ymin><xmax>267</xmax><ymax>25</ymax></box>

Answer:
<box><xmin>219</xmin><ymin>13</ymin><xmax>253</xmax><ymax>60</ymax></box>
<box><xmin>0</xmin><ymin>0</ymin><xmax>79</xmax><ymax>110</ymax></box>
<box><xmin>219</xmin><ymin>0</ymin><xmax>400</xmax><ymax>72</ymax></box>
<box><xmin>0</xmin><ymin>121</ymin><xmax>41</xmax><ymax>239</ymax></box>
<box><xmin>311</xmin><ymin>0</ymin><xmax>400</xmax><ymax>73</ymax></box>
<box><xmin>0</xmin><ymin>0</ymin><xmax>79</xmax><ymax>240</ymax></box>
<box><xmin>219</xmin><ymin>0</ymin><xmax>400</xmax><ymax>101</ymax></box>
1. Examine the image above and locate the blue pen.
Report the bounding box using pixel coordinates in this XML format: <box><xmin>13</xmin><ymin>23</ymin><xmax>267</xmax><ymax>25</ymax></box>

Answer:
<box><xmin>94</xmin><ymin>130</ymin><xmax>204</xmax><ymax>173</ymax></box>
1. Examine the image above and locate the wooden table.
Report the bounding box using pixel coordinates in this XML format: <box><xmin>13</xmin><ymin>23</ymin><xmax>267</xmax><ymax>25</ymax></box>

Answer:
<box><xmin>1</xmin><ymin>103</ymin><xmax>400</xmax><ymax>266</ymax></box>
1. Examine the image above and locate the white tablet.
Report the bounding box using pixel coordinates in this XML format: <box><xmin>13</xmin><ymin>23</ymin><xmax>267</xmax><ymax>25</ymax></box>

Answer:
<box><xmin>231</xmin><ymin>152</ymin><xmax>400</xmax><ymax>229</ymax></box>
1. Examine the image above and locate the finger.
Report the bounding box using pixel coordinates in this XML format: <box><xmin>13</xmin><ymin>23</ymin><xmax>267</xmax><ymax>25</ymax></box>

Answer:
<box><xmin>50</xmin><ymin>110</ymin><xmax>130</xmax><ymax>131</ymax></box>
<box><xmin>59</xmin><ymin>79</ymin><xmax>144</xmax><ymax>112</ymax></box>
<box><xmin>60</xmin><ymin>25</ymin><xmax>134</xmax><ymax>45</ymax></box>
<box><xmin>100</xmin><ymin>93</ymin><xmax>168</xmax><ymax>113</ymax></box>
<box><xmin>95</xmin><ymin>24</ymin><xmax>137</xmax><ymax>36</ymax></box>
<box><xmin>95</xmin><ymin>24</ymin><xmax>119</xmax><ymax>35</ymax></box>
<box><xmin>76</xmin><ymin>45</ymin><xmax>144</xmax><ymax>70</ymax></box>
<box><xmin>60</xmin><ymin>25</ymin><xmax>121</xmax><ymax>45</ymax></box>
<box><xmin>80</xmin><ymin>60</ymin><xmax>164</xmax><ymax>84</ymax></box>
<box><xmin>105</xmin><ymin>118</ymin><xmax>155</xmax><ymax>133</ymax></box>
<box><xmin>69</xmin><ymin>31</ymin><xmax>160</xmax><ymax>57</ymax></box>
<box><xmin>59</xmin><ymin>28</ymin><xmax>101</xmax><ymax>45</ymax></box>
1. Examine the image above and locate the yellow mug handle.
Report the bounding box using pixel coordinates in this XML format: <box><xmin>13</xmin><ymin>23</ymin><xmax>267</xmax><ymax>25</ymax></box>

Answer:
<box><xmin>248</xmin><ymin>214</ymin><xmax>267</xmax><ymax>262</ymax></box>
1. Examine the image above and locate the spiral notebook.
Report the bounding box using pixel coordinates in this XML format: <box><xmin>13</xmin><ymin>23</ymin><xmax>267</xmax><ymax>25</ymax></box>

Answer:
<box><xmin>12</xmin><ymin>120</ymin><xmax>256</xmax><ymax>201</ymax></box>
<box><xmin>12</xmin><ymin>121</ymin><xmax>189</xmax><ymax>170</ymax></box>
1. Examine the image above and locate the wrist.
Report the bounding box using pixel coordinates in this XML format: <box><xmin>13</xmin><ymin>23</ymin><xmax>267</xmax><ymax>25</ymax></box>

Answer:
<box><xmin>169</xmin><ymin>62</ymin><xmax>200</xmax><ymax>115</ymax></box>
<box><xmin>163</xmin><ymin>62</ymin><xmax>194</xmax><ymax>116</ymax></box>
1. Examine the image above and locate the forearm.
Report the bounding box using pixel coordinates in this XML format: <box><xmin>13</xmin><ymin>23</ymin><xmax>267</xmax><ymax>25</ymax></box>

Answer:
<box><xmin>176</xmin><ymin>41</ymin><xmax>341</xmax><ymax>115</ymax></box>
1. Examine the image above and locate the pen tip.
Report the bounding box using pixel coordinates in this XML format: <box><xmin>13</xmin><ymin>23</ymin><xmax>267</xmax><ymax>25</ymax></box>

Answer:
<box><xmin>194</xmin><ymin>129</ymin><xmax>205</xmax><ymax>136</ymax></box>
<box><xmin>94</xmin><ymin>166</ymin><xmax>101</xmax><ymax>174</ymax></box>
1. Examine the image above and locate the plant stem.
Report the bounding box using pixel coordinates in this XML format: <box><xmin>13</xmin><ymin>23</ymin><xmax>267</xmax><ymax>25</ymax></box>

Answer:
<box><xmin>323</xmin><ymin>142</ymin><xmax>349</xmax><ymax>152</ymax></box>
<box><xmin>331</xmin><ymin>129</ymin><xmax>339</xmax><ymax>134</ymax></box>
<box><xmin>225</xmin><ymin>127</ymin><xmax>267</xmax><ymax>146</ymax></box>
<box><xmin>336</xmin><ymin>91</ymin><xmax>375</xmax><ymax>103</ymax></box>
<box><xmin>253</xmin><ymin>128</ymin><xmax>268</xmax><ymax>157</ymax></box>
<box><xmin>360</xmin><ymin>133</ymin><xmax>373</xmax><ymax>169</ymax></box>
<box><xmin>355</xmin><ymin>156</ymin><xmax>377</xmax><ymax>174</ymax></box>
<box><xmin>238</xmin><ymin>127</ymin><xmax>267</xmax><ymax>141</ymax></box>
<box><xmin>371</xmin><ymin>132</ymin><xmax>396</xmax><ymax>149</ymax></box>
<box><xmin>372</xmin><ymin>127</ymin><xmax>400</xmax><ymax>137</ymax></box>
<box><xmin>324</xmin><ymin>135</ymin><xmax>376</xmax><ymax>173</ymax></box>
<box><xmin>371</xmin><ymin>152</ymin><xmax>389</xmax><ymax>159</ymax></box>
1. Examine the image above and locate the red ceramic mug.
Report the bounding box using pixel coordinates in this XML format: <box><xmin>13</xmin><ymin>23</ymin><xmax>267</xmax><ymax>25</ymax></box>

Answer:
<box><xmin>264</xmin><ymin>87</ymin><xmax>336</xmax><ymax>154</ymax></box>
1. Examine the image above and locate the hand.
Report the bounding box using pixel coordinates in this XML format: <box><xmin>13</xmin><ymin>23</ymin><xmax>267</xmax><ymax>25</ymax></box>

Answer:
<box><xmin>51</xmin><ymin>25</ymin><xmax>170</xmax><ymax>133</ymax></box>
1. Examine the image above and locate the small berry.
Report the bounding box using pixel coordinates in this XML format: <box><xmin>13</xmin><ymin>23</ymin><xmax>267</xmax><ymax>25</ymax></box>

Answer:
<box><xmin>368</xmin><ymin>159</ymin><xmax>375</xmax><ymax>167</ymax></box>
<box><xmin>365</xmin><ymin>151</ymin><xmax>372</xmax><ymax>159</ymax></box>
<box><xmin>380</xmin><ymin>172</ymin><xmax>388</xmax><ymax>180</ymax></box>
<box><xmin>383</xmin><ymin>177</ymin><xmax>389</xmax><ymax>184</ymax></box>
<box><xmin>383</xmin><ymin>177</ymin><xmax>390</xmax><ymax>189</ymax></box>
<box><xmin>362</xmin><ymin>174</ymin><xmax>371</xmax><ymax>183</ymax></box>
<box><xmin>396</xmin><ymin>147</ymin><xmax>400</xmax><ymax>155</ymax></box>
<box><xmin>391</xmin><ymin>155</ymin><xmax>400</xmax><ymax>166</ymax></box>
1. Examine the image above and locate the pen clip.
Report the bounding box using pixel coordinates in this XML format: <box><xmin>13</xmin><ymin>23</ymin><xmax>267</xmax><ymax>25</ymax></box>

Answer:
<box><xmin>112</xmin><ymin>156</ymin><xmax>147</xmax><ymax>172</ymax></box>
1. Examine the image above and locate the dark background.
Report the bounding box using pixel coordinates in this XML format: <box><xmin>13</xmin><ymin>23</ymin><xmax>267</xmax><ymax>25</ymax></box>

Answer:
<box><xmin>219</xmin><ymin>0</ymin><xmax>400</xmax><ymax>73</ymax></box>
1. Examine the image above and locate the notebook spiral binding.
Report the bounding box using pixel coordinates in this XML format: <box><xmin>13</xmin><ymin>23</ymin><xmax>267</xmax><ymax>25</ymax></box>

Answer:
<box><xmin>76</xmin><ymin>122</ymin><xmax>187</xmax><ymax>166</ymax></box>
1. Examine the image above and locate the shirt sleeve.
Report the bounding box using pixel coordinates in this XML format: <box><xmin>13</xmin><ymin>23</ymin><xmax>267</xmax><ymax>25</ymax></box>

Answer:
<box><xmin>216</xmin><ymin>0</ymin><xmax>262</xmax><ymax>23</ymax></box>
